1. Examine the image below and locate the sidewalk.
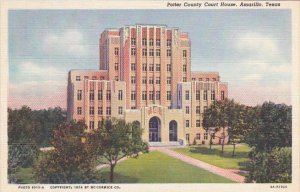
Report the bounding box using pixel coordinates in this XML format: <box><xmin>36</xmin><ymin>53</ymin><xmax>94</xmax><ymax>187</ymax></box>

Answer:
<box><xmin>152</xmin><ymin>147</ymin><xmax>245</xmax><ymax>183</ymax></box>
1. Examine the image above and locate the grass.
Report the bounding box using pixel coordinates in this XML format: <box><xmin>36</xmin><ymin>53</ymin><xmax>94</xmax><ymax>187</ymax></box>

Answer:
<box><xmin>15</xmin><ymin>167</ymin><xmax>35</xmax><ymax>184</ymax></box>
<box><xmin>172</xmin><ymin>144</ymin><xmax>251</xmax><ymax>170</ymax></box>
<box><xmin>100</xmin><ymin>150</ymin><xmax>235</xmax><ymax>183</ymax></box>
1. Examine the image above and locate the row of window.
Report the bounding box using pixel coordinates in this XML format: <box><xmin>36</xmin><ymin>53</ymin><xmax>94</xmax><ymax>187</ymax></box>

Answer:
<box><xmin>185</xmin><ymin>119</ymin><xmax>202</xmax><ymax>128</ymax></box>
<box><xmin>131</xmin><ymin>38</ymin><xmax>172</xmax><ymax>47</ymax></box>
<box><xmin>77</xmin><ymin>90</ymin><xmax>123</xmax><ymax>101</ymax></box>
<box><xmin>185</xmin><ymin>106</ymin><xmax>208</xmax><ymax>114</ymax></box>
<box><xmin>136</xmin><ymin>91</ymin><xmax>172</xmax><ymax>101</ymax></box>
<box><xmin>75</xmin><ymin>76</ymin><xmax>105</xmax><ymax>81</ymax></box>
<box><xmin>181</xmin><ymin>90</ymin><xmax>222</xmax><ymax>101</ymax></box>
<box><xmin>192</xmin><ymin>77</ymin><xmax>217</xmax><ymax>82</ymax></box>
<box><xmin>78</xmin><ymin>106</ymin><xmax>123</xmax><ymax>115</ymax></box>
<box><xmin>129</xmin><ymin>48</ymin><xmax>187</xmax><ymax>58</ymax></box>
<box><xmin>115</xmin><ymin>63</ymin><xmax>173</xmax><ymax>72</ymax></box>
<box><xmin>186</xmin><ymin>133</ymin><xmax>210</xmax><ymax>141</ymax></box>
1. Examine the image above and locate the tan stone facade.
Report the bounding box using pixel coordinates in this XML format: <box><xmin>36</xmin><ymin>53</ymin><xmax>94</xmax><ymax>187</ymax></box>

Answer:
<box><xmin>67</xmin><ymin>24</ymin><xmax>229</xmax><ymax>145</ymax></box>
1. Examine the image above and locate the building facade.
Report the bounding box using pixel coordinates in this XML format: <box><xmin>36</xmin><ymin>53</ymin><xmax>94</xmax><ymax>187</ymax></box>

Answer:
<box><xmin>67</xmin><ymin>24</ymin><xmax>228</xmax><ymax>145</ymax></box>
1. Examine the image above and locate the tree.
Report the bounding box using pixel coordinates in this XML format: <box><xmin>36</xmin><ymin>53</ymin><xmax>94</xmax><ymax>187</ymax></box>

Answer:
<box><xmin>34</xmin><ymin>121</ymin><xmax>99</xmax><ymax>183</ymax></box>
<box><xmin>90</xmin><ymin>118</ymin><xmax>148</xmax><ymax>182</ymax></box>
<box><xmin>246</xmin><ymin>147</ymin><xmax>292</xmax><ymax>183</ymax></box>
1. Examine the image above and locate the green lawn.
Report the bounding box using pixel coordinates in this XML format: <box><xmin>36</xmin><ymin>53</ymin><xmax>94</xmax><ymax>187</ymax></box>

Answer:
<box><xmin>15</xmin><ymin>167</ymin><xmax>35</xmax><ymax>184</ymax></box>
<box><xmin>100</xmin><ymin>150</ymin><xmax>234</xmax><ymax>183</ymax></box>
<box><xmin>172</xmin><ymin>144</ymin><xmax>251</xmax><ymax>170</ymax></box>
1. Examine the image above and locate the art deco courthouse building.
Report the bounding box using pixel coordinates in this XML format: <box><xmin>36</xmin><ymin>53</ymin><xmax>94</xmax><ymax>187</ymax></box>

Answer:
<box><xmin>67</xmin><ymin>24</ymin><xmax>228</xmax><ymax>145</ymax></box>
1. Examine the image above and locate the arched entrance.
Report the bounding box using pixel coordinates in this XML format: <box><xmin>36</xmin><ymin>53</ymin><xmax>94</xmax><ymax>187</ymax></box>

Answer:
<box><xmin>169</xmin><ymin>120</ymin><xmax>178</xmax><ymax>141</ymax></box>
<box><xmin>149</xmin><ymin>116</ymin><xmax>161</xmax><ymax>142</ymax></box>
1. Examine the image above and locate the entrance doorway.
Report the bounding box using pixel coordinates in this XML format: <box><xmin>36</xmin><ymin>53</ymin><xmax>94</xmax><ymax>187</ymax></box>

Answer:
<box><xmin>169</xmin><ymin>120</ymin><xmax>178</xmax><ymax>141</ymax></box>
<box><xmin>149</xmin><ymin>116</ymin><xmax>161</xmax><ymax>142</ymax></box>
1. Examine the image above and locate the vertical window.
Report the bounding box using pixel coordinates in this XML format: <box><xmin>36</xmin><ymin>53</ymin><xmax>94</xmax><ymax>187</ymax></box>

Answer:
<box><xmin>76</xmin><ymin>76</ymin><xmax>80</xmax><ymax>81</ymax></box>
<box><xmin>84</xmin><ymin>76</ymin><xmax>89</xmax><ymax>80</ymax></box>
<box><xmin>167</xmin><ymin>77</ymin><xmax>171</xmax><ymax>84</ymax></box>
<box><xmin>98</xmin><ymin>107</ymin><xmax>103</xmax><ymax>115</ymax></box>
<box><xmin>149</xmin><ymin>64</ymin><xmax>154</xmax><ymax>71</ymax></box>
<box><xmin>131</xmin><ymin>38</ymin><xmax>136</xmax><ymax>46</ymax></box>
<box><xmin>167</xmin><ymin>91</ymin><xmax>171</xmax><ymax>100</ymax></box>
<box><xmin>118</xmin><ymin>90</ymin><xmax>123</xmax><ymax>100</ymax></box>
<box><xmin>183</xmin><ymin>77</ymin><xmax>187</xmax><ymax>82</ymax></box>
<box><xmin>204</xmin><ymin>132</ymin><xmax>208</xmax><ymax>140</ymax></box>
<box><xmin>186</xmin><ymin>106</ymin><xmax>190</xmax><ymax>114</ymax></box>
<box><xmin>142</xmin><ymin>63</ymin><xmax>147</xmax><ymax>71</ymax></box>
<box><xmin>186</xmin><ymin>120</ymin><xmax>190</xmax><ymax>128</ymax></box>
<box><xmin>89</xmin><ymin>121</ymin><xmax>94</xmax><ymax>129</ymax></box>
<box><xmin>115</xmin><ymin>76</ymin><xmax>119</xmax><ymax>81</ymax></box>
<box><xmin>131</xmin><ymin>63</ymin><xmax>136</xmax><ymax>71</ymax></box>
<box><xmin>149</xmin><ymin>39</ymin><xmax>154</xmax><ymax>46</ymax></box>
<box><xmin>156</xmin><ymin>39</ymin><xmax>160</xmax><ymax>46</ymax></box>
<box><xmin>149</xmin><ymin>91</ymin><xmax>154</xmax><ymax>100</ymax></box>
<box><xmin>156</xmin><ymin>64</ymin><xmax>161</xmax><ymax>71</ymax></box>
<box><xmin>142</xmin><ymin>76</ymin><xmax>147</xmax><ymax>84</ymax></box>
<box><xmin>156</xmin><ymin>91</ymin><xmax>160</xmax><ymax>100</ymax></box>
<box><xmin>106</xmin><ymin>107</ymin><xmax>111</xmax><ymax>115</ymax></box>
<box><xmin>199</xmin><ymin>78</ymin><xmax>203</xmax><ymax>81</ymax></box>
<box><xmin>131</xmin><ymin>76</ymin><xmax>136</xmax><ymax>84</ymax></box>
<box><xmin>196</xmin><ymin>120</ymin><xmax>201</xmax><ymax>127</ymax></box>
<box><xmin>131</xmin><ymin>91</ymin><xmax>136</xmax><ymax>100</ymax></box>
<box><xmin>196</xmin><ymin>106</ymin><xmax>200</xmax><ymax>114</ymax></box>
<box><xmin>167</xmin><ymin>64</ymin><xmax>171</xmax><ymax>71</ymax></box>
<box><xmin>213</xmin><ymin>78</ymin><xmax>217</xmax><ymax>81</ymax></box>
<box><xmin>114</xmin><ymin>48</ymin><xmax>119</xmax><ymax>55</ymax></box>
<box><xmin>89</xmin><ymin>107</ymin><xmax>94</xmax><ymax>115</ymax></box>
<box><xmin>178</xmin><ymin>91</ymin><xmax>181</xmax><ymax>100</ymax></box>
<box><xmin>203</xmin><ymin>91</ymin><xmax>207</xmax><ymax>101</ymax></box>
<box><xmin>89</xmin><ymin>90</ymin><xmax>94</xmax><ymax>101</ymax></box>
<box><xmin>186</xmin><ymin>134</ymin><xmax>190</xmax><ymax>142</ymax></box>
<box><xmin>167</xmin><ymin>39</ymin><xmax>172</xmax><ymax>47</ymax></box>
<box><xmin>149</xmin><ymin>49</ymin><xmax>154</xmax><ymax>56</ymax></box>
<box><xmin>106</xmin><ymin>90</ymin><xmax>111</xmax><ymax>100</ymax></box>
<box><xmin>192</xmin><ymin>78</ymin><xmax>196</xmax><ymax>81</ymax></box>
<box><xmin>185</xmin><ymin>90</ymin><xmax>189</xmax><ymax>100</ymax></box>
<box><xmin>167</xmin><ymin>49</ymin><xmax>172</xmax><ymax>57</ymax></box>
<box><xmin>77</xmin><ymin>107</ymin><xmax>82</xmax><ymax>115</ymax></box>
<box><xmin>183</xmin><ymin>65</ymin><xmax>187</xmax><ymax>72</ymax></box>
<box><xmin>98</xmin><ymin>90</ymin><xmax>102</xmax><ymax>100</ymax></box>
<box><xmin>196</xmin><ymin>91</ymin><xmax>200</xmax><ymax>100</ymax></box>
<box><xmin>221</xmin><ymin>91</ymin><xmax>225</xmax><ymax>100</ymax></box>
<box><xmin>118</xmin><ymin>107</ymin><xmax>123</xmax><ymax>115</ymax></box>
<box><xmin>206</xmin><ymin>78</ymin><xmax>210</xmax><ymax>81</ymax></box>
<box><xmin>149</xmin><ymin>77</ymin><xmax>154</xmax><ymax>84</ymax></box>
<box><xmin>211</xmin><ymin>91</ymin><xmax>215</xmax><ymax>101</ymax></box>
<box><xmin>142</xmin><ymin>91</ymin><xmax>147</xmax><ymax>100</ymax></box>
<box><xmin>92</xmin><ymin>76</ymin><xmax>97</xmax><ymax>80</ymax></box>
<box><xmin>142</xmin><ymin>49</ymin><xmax>147</xmax><ymax>56</ymax></box>
<box><xmin>131</xmin><ymin>48</ymin><xmax>136</xmax><ymax>56</ymax></box>
<box><xmin>196</xmin><ymin>133</ymin><xmax>201</xmax><ymax>140</ymax></box>
<box><xmin>156</xmin><ymin>77</ymin><xmax>160</xmax><ymax>84</ymax></box>
<box><xmin>77</xmin><ymin>90</ymin><xmax>82</xmax><ymax>100</ymax></box>
<box><xmin>156</xmin><ymin>49</ymin><xmax>161</xmax><ymax>57</ymax></box>
<box><xmin>183</xmin><ymin>50</ymin><xmax>187</xmax><ymax>58</ymax></box>
<box><xmin>142</xmin><ymin>38</ymin><xmax>147</xmax><ymax>46</ymax></box>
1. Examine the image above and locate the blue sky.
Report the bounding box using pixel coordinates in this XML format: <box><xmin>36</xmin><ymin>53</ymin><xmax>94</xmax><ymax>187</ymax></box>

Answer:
<box><xmin>9</xmin><ymin>10</ymin><xmax>291</xmax><ymax>109</ymax></box>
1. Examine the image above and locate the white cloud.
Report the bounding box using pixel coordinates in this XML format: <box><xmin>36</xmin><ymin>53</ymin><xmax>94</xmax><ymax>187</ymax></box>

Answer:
<box><xmin>43</xmin><ymin>30</ymin><xmax>89</xmax><ymax>57</ymax></box>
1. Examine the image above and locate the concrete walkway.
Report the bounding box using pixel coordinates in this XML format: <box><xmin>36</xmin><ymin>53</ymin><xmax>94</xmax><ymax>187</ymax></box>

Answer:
<box><xmin>151</xmin><ymin>147</ymin><xmax>245</xmax><ymax>183</ymax></box>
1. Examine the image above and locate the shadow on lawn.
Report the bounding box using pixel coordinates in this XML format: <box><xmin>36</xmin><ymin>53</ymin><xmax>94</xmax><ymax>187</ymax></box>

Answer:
<box><xmin>100</xmin><ymin>171</ymin><xmax>139</xmax><ymax>183</ymax></box>
<box><xmin>189</xmin><ymin>146</ymin><xmax>249</xmax><ymax>159</ymax></box>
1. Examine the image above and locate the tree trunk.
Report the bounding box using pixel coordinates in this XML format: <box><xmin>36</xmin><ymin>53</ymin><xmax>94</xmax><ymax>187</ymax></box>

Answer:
<box><xmin>221</xmin><ymin>128</ymin><xmax>225</xmax><ymax>154</ymax></box>
<box><xmin>209</xmin><ymin>135</ymin><xmax>212</xmax><ymax>150</ymax></box>
<box><xmin>232</xmin><ymin>143</ymin><xmax>236</xmax><ymax>157</ymax></box>
<box><xmin>110</xmin><ymin>164</ymin><xmax>116</xmax><ymax>183</ymax></box>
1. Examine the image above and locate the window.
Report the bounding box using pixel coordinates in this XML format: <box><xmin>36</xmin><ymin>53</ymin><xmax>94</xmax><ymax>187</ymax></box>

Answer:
<box><xmin>221</xmin><ymin>91</ymin><xmax>225</xmax><ymax>100</ymax></box>
<box><xmin>149</xmin><ymin>91</ymin><xmax>154</xmax><ymax>100</ymax></box>
<box><xmin>167</xmin><ymin>49</ymin><xmax>172</xmax><ymax>57</ymax></box>
<box><xmin>149</xmin><ymin>64</ymin><xmax>154</xmax><ymax>71</ymax></box>
<box><xmin>131</xmin><ymin>76</ymin><xmax>136</xmax><ymax>84</ymax></box>
<box><xmin>186</xmin><ymin>134</ymin><xmax>190</xmax><ymax>142</ymax></box>
<box><xmin>92</xmin><ymin>76</ymin><xmax>97</xmax><ymax>80</ymax></box>
<box><xmin>131</xmin><ymin>48</ymin><xmax>136</xmax><ymax>56</ymax></box>
<box><xmin>142</xmin><ymin>38</ymin><xmax>147</xmax><ymax>46</ymax></box>
<box><xmin>178</xmin><ymin>91</ymin><xmax>181</xmax><ymax>100</ymax></box>
<box><xmin>89</xmin><ymin>121</ymin><xmax>94</xmax><ymax>129</ymax></box>
<box><xmin>84</xmin><ymin>76</ymin><xmax>89</xmax><ymax>80</ymax></box>
<box><xmin>76</xmin><ymin>76</ymin><xmax>80</xmax><ymax>81</ymax></box>
<box><xmin>149</xmin><ymin>49</ymin><xmax>154</xmax><ymax>56</ymax></box>
<box><xmin>142</xmin><ymin>63</ymin><xmax>147</xmax><ymax>71</ymax></box>
<box><xmin>204</xmin><ymin>132</ymin><xmax>208</xmax><ymax>140</ymax></box>
<box><xmin>106</xmin><ymin>107</ymin><xmax>111</xmax><ymax>115</ymax></box>
<box><xmin>106</xmin><ymin>90</ymin><xmax>111</xmax><ymax>100</ymax></box>
<box><xmin>196</xmin><ymin>91</ymin><xmax>200</xmax><ymax>100</ymax></box>
<box><xmin>167</xmin><ymin>91</ymin><xmax>171</xmax><ymax>100</ymax></box>
<box><xmin>213</xmin><ymin>78</ymin><xmax>217</xmax><ymax>81</ymax></box>
<box><xmin>199</xmin><ymin>78</ymin><xmax>203</xmax><ymax>81</ymax></box>
<box><xmin>183</xmin><ymin>77</ymin><xmax>187</xmax><ymax>82</ymax></box>
<box><xmin>167</xmin><ymin>39</ymin><xmax>171</xmax><ymax>47</ymax></box>
<box><xmin>186</xmin><ymin>120</ymin><xmax>190</xmax><ymax>128</ymax></box>
<box><xmin>196</xmin><ymin>120</ymin><xmax>201</xmax><ymax>127</ymax></box>
<box><xmin>77</xmin><ymin>107</ymin><xmax>82</xmax><ymax>115</ymax></box>
<box><xmin>118</xmin><ymin>107</ymin><xmax>123</xmax><ymax>115</ymax></box>
<box><xmin>142</xmin><ymin>76</ymin><xmax>147</xmax><ymax>84</ymax></box>
<box><xmin>142</xmin><ymin>91</ymin><xmax>147</xmax><ymax>100</ymax></box>
<box><xmin>203</xmin><ymin>91</ymin><xmax>207</xmax><ymax>100</ymax></box>
<box><xmin>183</xmin><ymin>50</ymin><xmax>187</xmax><ymax>58</ymax></box>
<box><xmin>149</xmin><ymin>38</ymin><xmax>154</xmax><ymax>46</ymax></box>
<box><xmin>167</xmin><ymin>64</ymin><xmax>171</xmax><ymax>71</ymax></box>
<box><xmin>204</xmin><ymin>106</ymin><xmax>208</xmax><ymax>112</ymax></box>
<box><xmin>77</xmin><ymin>90</ymin><xmax>82</xmax><ymax>100</ymax></box>
<box><xmin>118</xmin><ymin>90</ymin><xmax>123</xmax><ymax>100</ymax></box>
<box><xmin>185</xmin><ymin>90</ymin><xmax>189</xmax><ymax>100</ymax></box>
<box><xmin>156</xmin><ymin>39</ymin><xmax>160</xmax><ymax>46</ymax></box>
<box><xmin>131</xmin><ymin>91</ymin><xmax>136</xmax><ymax>100</ymax></box>
<box><xmin>131</xmin><ymin>38</ymin><xmax>136</xmax><ymax>46</ymax></box>
<box><xmin>142</xmin><ymin>49</ymin><xmax>147</xmax><ymax>56</ymax></box>
<box><xmin>114</xmin><ymin>48</ymin><xmax>119</xmax><ymax>55</ymax></box>
<box><xmin>98</xmin><ymin>107</ymin><xmax>103</xmax><ymax>115</ymax></box>
<box><xmin>156</xmin><ymin>77</ymin><xmax>160</xmax><ymax>84</ymax></box>
<box><xmin>131</xmin><ymin>63</ymin><xmax>136</xmax><ymax>71</ymax></box>
<box><xmin>89</xmin><ymin>107</ymin><xmax>94</xmax><ymax>115</ymax></box>
<box><xmin>156</xmin><ymin>49</ymin><xmax>161</xmax><ymax>57</ymax></box>
<box><xmin>183</xmin><ymin>65</ymin><xmax>187</xmax><ymax>72</ymax></box>
<box><xmin>211</xmin><ymin>91</ymin><xmax>215</xmax><ymax>101</ymax></box>
<box><xmin>196</xmin><ymin>133</ymin><xmax>201</xmax><ymax>140</ymax></box>
<box><xmin>186</xmin><ymin>106</ymin><xmax>190</xmax><ymax>114</ymax></box>
<box><xmin>149</xmin><ymin>77</ymin><xmax>154</xmax><ymax>84</ymax></box>
<box><xmin>89</xmin><ymin>90</ymin><xmax>94</xmax><ymax>101</ymax></box>
<box><xmin>115</xmin><ymin>76</ymin><xmax>119</xmax><ymax>81</ymax></box>
<box><xmin>192</xmin><ymin>78</ymin><xmax>196</xmax><ymax>81</ymax></box>
<box><xmin>100</xmin><ymin>76</ymin><xmax>105</xmax><ymax>80</ymax></box>
<box><xmin>131</xmin><ymin>106</ymin><xmax>136</xmax><ymax>109</ymax></box>
<box><xmin>98</xmin><ymin>90</ymin><xmax>102</xmax><ymax>100</ymax></box>
<box><xmin>156</xmin><ymin>91</ymin><xmax>160</xmax><ymax>100</ymax></box>
<box><xmin>167</xmin><ymin>77</ymin><xmax>171</xmax><ymax>84</ymax></box>
<box><xmin>196</xmin><ymin>106</ymin><xmax>200</xmax><ymax>114</ymax></box>
<box><xmin>206</xmin><ymin>78</ymin><xmax>210</xmax><ymax>81</ymax></box>
<box><xmin>156</xmin><ymin>64</ymin><xmax>161</xmax><ymax>71</ymax></box>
